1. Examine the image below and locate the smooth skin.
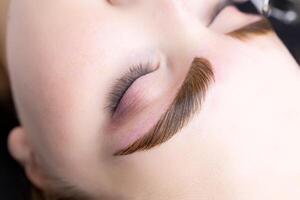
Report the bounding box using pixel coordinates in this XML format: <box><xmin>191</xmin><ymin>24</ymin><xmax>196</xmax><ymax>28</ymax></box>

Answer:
<box><xmin>2</xmin><ymin>0</ymin><xmax>300</xmax><ymax>199</ymax></box>
<box><xmin>0</xmin><ymin>0</ymin><xmax>9</xmax><ymax>99</ymax></box>
<box><xmin>0</xmin><ymin>0</ymin><xmax>8</xmax><ymax>65</ymax></box>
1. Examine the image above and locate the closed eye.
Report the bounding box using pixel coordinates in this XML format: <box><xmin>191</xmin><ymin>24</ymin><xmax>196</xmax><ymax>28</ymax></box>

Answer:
<box><xmin>208</xmin><ymin>0</ymin><xmax>231</xmax><ymax>26</ymax></box>
<box><xmin>106</xmin><ymin>63</ymin><xmax>156</xmax><ymax>115</ymax></box>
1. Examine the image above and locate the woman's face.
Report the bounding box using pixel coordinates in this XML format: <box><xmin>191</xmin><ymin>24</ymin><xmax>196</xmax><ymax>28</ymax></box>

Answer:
<box><xmin>7</xmin><ymin>0</ymin><xmax>300</xmax><ymax>199</ymax></box>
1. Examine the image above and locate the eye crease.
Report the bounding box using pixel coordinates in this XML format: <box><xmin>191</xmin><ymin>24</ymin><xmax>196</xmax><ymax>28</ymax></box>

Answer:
<box><xmin>208</xmin><ymin>0</ymin><xmax>231</xmax><ymax>26</ymax></box>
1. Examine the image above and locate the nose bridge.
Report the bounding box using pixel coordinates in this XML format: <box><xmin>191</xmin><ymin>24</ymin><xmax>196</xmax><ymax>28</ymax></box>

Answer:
<box><xmin>144</xmin><ymin>0</ymin><xmax>204</xmax><ymax>57</ymax></box>
<box><xmin>135</xmin><ymin>3</ymin><xmax>197</xmax><ymax>84</ymax></box>
<box><xmin>130</xmin><ymin>0</ymin><xmax>209</xmax><ymax>77</ymax></box>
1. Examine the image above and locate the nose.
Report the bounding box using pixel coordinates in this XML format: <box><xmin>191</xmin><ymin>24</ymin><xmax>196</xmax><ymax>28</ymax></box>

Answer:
<box><xmin>113</xmin><ymin>0</ymin><xmax>210</xmax><ymax>60</ymax></box>
<box><xmin>133</xmin><ymin>2</ymin><xmax>198</xmax><ymax>47</ymax></box>
<box><xmin>142</xmin><ymin>0</ymin><xmax>210</xmax><ymax>74</ymax></box>
<box><xmin>113</xmin><ymin>0</ymin><xmax>213</xmax><ymax>79</ymax></box>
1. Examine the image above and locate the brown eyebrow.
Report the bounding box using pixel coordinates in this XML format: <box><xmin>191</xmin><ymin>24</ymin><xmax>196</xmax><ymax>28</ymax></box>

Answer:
<box><xmin>227</xmin><ymin>18</ymin><xmax>273</xmax><ymax>40</ymax></box>
<box><xmin>114</xmin><ymin>57</ymin><xmax>215</xmax><ymax>156</ymax></box>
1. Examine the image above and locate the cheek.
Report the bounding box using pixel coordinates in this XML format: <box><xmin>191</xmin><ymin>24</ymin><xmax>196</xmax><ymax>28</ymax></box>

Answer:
<box><xmin>6</xmin><ymin>0</ymin><xmax>118</xmax><ymax>169</ymax></box>
<box><xmin>5</xmin><ymin>0</ymin><xmax>161</xmax><ymax>182</ymax></box>
<box><xmin>101</xmin><ymin>126</ymin><xmax>229</xmax><ymax>199</ymax></box>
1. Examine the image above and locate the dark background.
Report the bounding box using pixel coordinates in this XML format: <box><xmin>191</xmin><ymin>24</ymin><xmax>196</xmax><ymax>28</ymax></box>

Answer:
<box><xmin>1</xmin><ymin>2</ymin><xmax>300</xmax><ymax>200</ymax></box>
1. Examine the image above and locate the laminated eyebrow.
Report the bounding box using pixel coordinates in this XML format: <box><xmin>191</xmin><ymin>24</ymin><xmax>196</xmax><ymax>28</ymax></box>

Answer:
<box><xmin>228</xmin><ymin>19</ymin><xmax>273</xmax><ymax>40</ymax></box>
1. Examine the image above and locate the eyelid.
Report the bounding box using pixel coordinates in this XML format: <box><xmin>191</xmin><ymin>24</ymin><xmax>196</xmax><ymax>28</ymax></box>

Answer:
<box><xmin>106</xmin><ymin>62</ymin><xmax>157</xmax><ymax>115</ymax></box>
<box><xmin>208</xmin><ymin>1</ymin><xmax>230</xmax><ymax>26</ymax></box>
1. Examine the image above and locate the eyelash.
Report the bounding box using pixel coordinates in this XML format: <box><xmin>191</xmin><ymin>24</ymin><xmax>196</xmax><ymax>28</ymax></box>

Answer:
<box><xmin>107</xmin><ymin>63</ymin><xmax>154</xmax><ymax>114</ymax></box>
